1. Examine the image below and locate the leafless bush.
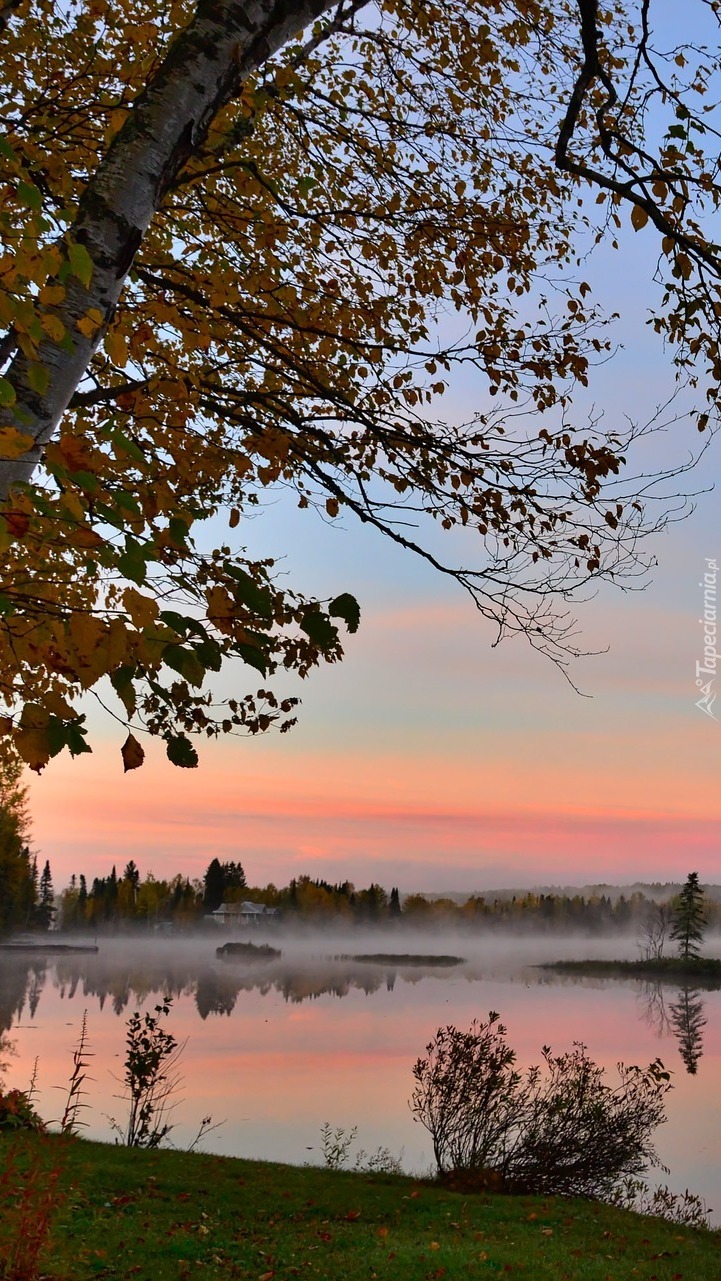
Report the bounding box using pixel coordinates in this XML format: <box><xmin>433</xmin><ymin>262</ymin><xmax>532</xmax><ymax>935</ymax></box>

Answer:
<box><xmin>410</xmin><ymin>1013</ymin><xmax>672</xmax><ymax>1199</ymax></box>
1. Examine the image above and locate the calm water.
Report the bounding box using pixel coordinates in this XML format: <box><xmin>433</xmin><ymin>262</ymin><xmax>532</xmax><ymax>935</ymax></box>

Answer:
<box><xmin>2</xmin><ymin>933</ymin><xmax>721</xmax><ymax>1218</ymax></box>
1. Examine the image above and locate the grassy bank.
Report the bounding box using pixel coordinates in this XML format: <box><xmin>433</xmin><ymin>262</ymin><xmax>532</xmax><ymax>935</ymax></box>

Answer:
<box><xmin>541</xmin><ymin>957</ymin><xmax>721</xmax><ymax>985</ymax></box>
<box><xmin>1</xmin><ymin>1135</ymin><xmax>719</xmax><ymax>1280</ymax></box>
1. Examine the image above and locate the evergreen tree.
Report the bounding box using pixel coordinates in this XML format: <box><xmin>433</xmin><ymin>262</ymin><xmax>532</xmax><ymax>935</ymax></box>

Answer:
<box><xmin>123</xmin><ymin>861</ymin><xmax>141</xmax><ymax>892</ymax></box>
<box><xmin>0</xmin><ymin>757</ymin><xmax>36</xmax><ymax>935</ymax></box>
<box><xmin>203</xmin><ymin>858</ymin><xmax>226</xmax><ymax>912</ymax></box>
<box><xmin>389</xmin><ymin>887</ymin><xmax>402</xmax><ymax>917</ymax></box>
<box><xmin>671</xmin><ymin>872</ymin><xmax>706</xmax><ymax>961</ymax></box>
<box><xmin>222</xmin><ymin>861</ymin><xmax>247</xmax><ymax>891</ymax></box>
<box><xmin>36</xmin><ymin>859</ymin><xmax>55</xmax><ymax>931</ymax></box>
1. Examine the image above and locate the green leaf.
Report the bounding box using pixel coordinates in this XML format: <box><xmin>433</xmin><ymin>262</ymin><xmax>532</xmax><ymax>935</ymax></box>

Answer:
<box><xmin>226</xmin><ymin>565</ymin><xmax>274</xmax><ymax>620</ymax></box>
<box><xmin>27</xmin><ymin>363</ymin><xmax>50</xmax><ymax>395</ymax></box>
<box><xmin>67</xmin><ymin>469</ymin><xmax>99</xmax><ymax>493</ymax></box>
<box><xmin>110</xmin><ymin>666</ymin><xmax>137</xmax><ymax>717</ymax></box>
<box><xmin>17</xmin><ymin>180</ymin><xmax>42</xmax><ymax>211</ymax></box>
<box><xmin>193</xmin><ymin>638</ymin><xmax>223</xmax><ymax>672</ymax></box>
<box><xmin>159</xmin><ymin>610</ymin><xmax>191</xmax><ymax>637</ymax></box>
<box><xmin>67</xmin><ymin>241</ymin><xmax>93</xmax><ymax>288</ymax></box>
<box><xmin>167</xmin><ymin>516</ymin><xmax>191</xmax><ymax>548</ymax></box>
<box><xmin>300</xmin><ymin>606</ymin><xmax>338</xmax><ymax>650</ymax></box>
<box><xmin>162</xmin><ymin>643</ymin><xmax>205</xmax><ymax>687</ymax></box>
<box><xmin>110</xmin><ymin>427</ymin><xmax>146</xmax><ymax>464</ymax></box>
<box><xmin>328</xmin><ymin>592</ymin><xmax>361</xmax><ymax>634</ymax></box>
<box><xmin>45</xmin><ymin>715</ymin><xmax>91</xmax><ymax>759</ymax></box>
<box><xmin>0</xmin><ymin>377</ymin><xmax>16</xmax><ymax>407</ymax></box>
<box><xmin>117</xmin><ymin>540</ymin><xmax>148</xmax><ymax>585</ymax></box>
<box><xmin>166</xmin><ymin>734</ymin><xmax>199</xmax><ymax>768</ymax></box>
<box><xmin>237</xmin><ymin>642</ymin><xmax>269</xmax><ymax>675</ymax></box>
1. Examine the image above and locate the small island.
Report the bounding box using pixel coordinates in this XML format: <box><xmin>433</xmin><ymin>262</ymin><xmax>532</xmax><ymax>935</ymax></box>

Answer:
<box><xmin>543</xmin><ymin>873</ymin><xmax>720</xmax><ymax>985</ymax></box>
<box><xmin>337</xmin><ymin>952</ymin><xmax>465</xmax><ymax>966</ymax></box>
<box><xmin>540</xmin><ymin>956</ymin><xmax>721</xmax><ymax>984</ymax></box>
<box><xmin>216</xmin><ymin>941</ymin><xmax>282</xmax><ymax>962</ymax></box>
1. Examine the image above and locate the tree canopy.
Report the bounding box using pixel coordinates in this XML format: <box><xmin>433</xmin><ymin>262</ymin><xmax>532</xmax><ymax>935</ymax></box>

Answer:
<box><xmin>1</xmin><ymin>0</ymin><xmax>720</xmax><ymax>770</ymax></box>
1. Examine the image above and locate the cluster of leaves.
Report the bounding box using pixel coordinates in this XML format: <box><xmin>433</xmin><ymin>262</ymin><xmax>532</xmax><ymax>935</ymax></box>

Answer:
<box><xmin>0</xmin><ymin>1087</ymin><xmax>46</xmax><ymax>1134</ymax></box>
<box><xmin>1</xmin><ymin>0</ymin><xmax>715</xmax><ymax>766</ymax></box>
<box><xmin>410</xmin><ymin>1012</ymin><xmax>672</xmax><ymax>1199</ymax></box>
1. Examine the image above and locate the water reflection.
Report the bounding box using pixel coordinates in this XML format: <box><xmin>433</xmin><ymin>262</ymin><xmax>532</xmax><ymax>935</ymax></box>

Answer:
<box><xmin>0</xmin><ymin>949</ymin><xmax>459</xmax><ymax>1025</ymax></box>
<box><xmin>636</xmin><ymin>979</ymin><xmax>712</xmax><ymax>1076</ymax></box>
<box><xmin>1</xmin><ymin>945</ymin><xmax>718</xmax><ymax>1081</ymax></box>
<box><xmin>669</xmin><ymin>987</ymin><xmax>707</xmax><ymax>1076</ymax></box>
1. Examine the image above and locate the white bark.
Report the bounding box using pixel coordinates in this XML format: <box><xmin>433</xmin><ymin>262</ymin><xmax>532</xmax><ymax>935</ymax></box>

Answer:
<box><xmin>0</xmin><ymin>0</ymin><xmax>351</xmax><ymax>499</ymax></box>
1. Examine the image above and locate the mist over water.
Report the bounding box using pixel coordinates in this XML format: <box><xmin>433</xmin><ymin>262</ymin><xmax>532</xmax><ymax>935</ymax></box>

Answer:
<box><xmin>2</xmin><ymin>928</ymin><xmax>720</xmax><ymax>1220</ymax></box>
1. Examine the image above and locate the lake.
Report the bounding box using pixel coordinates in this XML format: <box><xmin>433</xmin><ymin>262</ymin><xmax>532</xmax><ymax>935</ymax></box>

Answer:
<box><xmin>2</xmin><ymin>931</ymin><xmax>720</xmax><ymax>1219</ymax></box>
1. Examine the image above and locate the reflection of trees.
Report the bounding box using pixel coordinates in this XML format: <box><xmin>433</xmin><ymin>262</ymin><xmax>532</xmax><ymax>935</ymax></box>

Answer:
<box><xmin>638</xmin><ymin>978</ymin><xmax>707</xmax><ymax>1075</ymax></box>
<box><xmin>0</xmin><ymin>949</ymin><xmax>462</xmax><ymax>1021</ymax></box>
<box><xmin>669</xmin><ymin>986</ymin><xmax>706</xmax><ymax>1076</ymax></box>
<box><xmin>638</xmin><ymin>980</ymin><xmax>672</xmax><ymax>1039</ymax></box>
<box><xmin>0</xmin><ymin>957</ymin><xmax>45</xmax><ymax>1033</ymax></box>
<box><xmin>195</xmin><ymin>970</ymin><xmax>237</xmax><ymax>1020</ymax></box>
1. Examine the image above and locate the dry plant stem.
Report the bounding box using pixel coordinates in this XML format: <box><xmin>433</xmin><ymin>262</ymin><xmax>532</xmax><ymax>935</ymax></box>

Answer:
<box><xmin>57</xmin><ymin>1009</ymin><xmax>92</xmax><ymax>1135</ymax></box>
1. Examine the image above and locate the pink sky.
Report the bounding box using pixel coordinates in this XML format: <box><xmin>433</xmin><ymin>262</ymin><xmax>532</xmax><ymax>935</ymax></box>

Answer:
<box><xmin>29</xmin><ymin>551</ymin><xmax>721</xmax><ymax>892</ymax></box>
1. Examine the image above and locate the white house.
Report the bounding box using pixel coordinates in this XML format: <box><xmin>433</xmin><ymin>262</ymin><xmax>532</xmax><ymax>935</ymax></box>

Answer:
<box><xmin>209</xmin><ymin>901</ymin><xmax>278</xmax><ymax>928</ymax></box>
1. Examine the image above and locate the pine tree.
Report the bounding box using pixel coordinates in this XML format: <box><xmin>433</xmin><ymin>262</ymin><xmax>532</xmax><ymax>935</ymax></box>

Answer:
<box><xmin>670</xmin><ymin>873</ymin><xmax>706</xmax><ymax>961</ymax></box>
<box><xmin>203</xmin><ymin>858</ymin><xmax>225</xmax><ymax>913</ymax></box>
<box><xmin>36</xmin><ymin>859</ymin><xmax>55</xmax><ymax>931</ymax></box>
<box><xmin>389</xmin><ymin>887</ymin><xmax>402</xmax><ymax>917</ymax></box>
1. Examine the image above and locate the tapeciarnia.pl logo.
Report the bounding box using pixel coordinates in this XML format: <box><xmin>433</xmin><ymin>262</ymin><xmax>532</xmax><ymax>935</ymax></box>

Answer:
<box><xmin>695</xmin><ymin>557</ymin><xmax>718</xmax><ymax>719</ymax></box>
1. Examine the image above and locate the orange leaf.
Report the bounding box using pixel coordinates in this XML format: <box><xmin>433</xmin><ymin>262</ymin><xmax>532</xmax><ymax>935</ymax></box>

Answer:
<box><xmin>121</xmin><ymin>732</ymin><xmax>145</xmax><ymax>772</ymax></box>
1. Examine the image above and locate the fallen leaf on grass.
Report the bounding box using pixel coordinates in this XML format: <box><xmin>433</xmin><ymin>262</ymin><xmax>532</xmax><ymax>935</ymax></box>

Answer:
<box><xmin>345</xmin><ymin>1210</ymin><xmax>361</xmax><ymax>1221</ymax></box>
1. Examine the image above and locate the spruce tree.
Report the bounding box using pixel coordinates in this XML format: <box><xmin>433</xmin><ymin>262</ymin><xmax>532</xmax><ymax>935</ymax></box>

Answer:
<box><xmin>36</xmin><ymin>859</ymin><xmax>55</xmax><ymax>931</ymax></box>
<box><xmin>670</xmin><ymin>872</ymin><xmax>706</xmax><ymax>961</ymax></box>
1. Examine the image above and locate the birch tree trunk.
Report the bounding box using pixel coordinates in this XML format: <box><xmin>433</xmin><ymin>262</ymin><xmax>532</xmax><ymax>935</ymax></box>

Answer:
<box><xmin>0</xmin><ymin>0</ymin><xmax>347</xmax><ymax>500</ymax></box>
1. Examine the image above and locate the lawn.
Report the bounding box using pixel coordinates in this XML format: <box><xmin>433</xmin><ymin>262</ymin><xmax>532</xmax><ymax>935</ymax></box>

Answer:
<box><xmin>1</xmin><ymin>1135</ymin><xmax>720</xmax><ymax>1280</ymax></box>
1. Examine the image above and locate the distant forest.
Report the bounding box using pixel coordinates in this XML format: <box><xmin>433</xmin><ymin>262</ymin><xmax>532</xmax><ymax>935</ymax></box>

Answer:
<box><xmin>38</xmin><ymin>860</ymin><xmax>721</xmax><ymax>934</ymax></box>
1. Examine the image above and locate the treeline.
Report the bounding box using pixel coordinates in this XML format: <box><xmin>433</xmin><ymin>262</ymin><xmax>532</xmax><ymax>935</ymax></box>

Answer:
<box><xmin>52</xmin><ymin>863</ymin><xmax>721</xmax><ymax>933</ymax></box>
<box><xmin>57</xmin><ymin>863</ymin><xmax>401</xmax><ymax>930</ymax></box>
<box><xmin>0</xmin><ymin>757</ymin><xmax>54</xmax><ymax>934</ymax></box>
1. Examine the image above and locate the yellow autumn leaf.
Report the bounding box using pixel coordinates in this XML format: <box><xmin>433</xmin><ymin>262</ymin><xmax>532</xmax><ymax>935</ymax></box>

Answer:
<box><xmin>38</xmin><ymin>283</ymin><xmax>66</xmax><ymax>306</ymax></box>
<box><xmin>41</xmin><ymin>313</ymin><xmax>66</xmax><ymax>343</ymax></box>
<box><xmin>105</xmin><ymin>327</ymin><xmax>129</xmax><ymax>367</ymax></box>
<box><xmin>14</xmin><ymin>726</ymin><xmax>51</xmax><ymax>772</ymax></box>
<box><xmin>68</xmin><ymin>612</ymin><xmax>106</xmax><ymax>658</ymax></box>
<box><xmin>0</xmin><ymin>427</ymin><xmax>34</xmax><ymax>460</ymax></box>
<box><xmin>123</xmin><ymin>587</ymin><xmax>159</xmax><ymax>630</ymax></box>
<box><xmin>76</xmin><ymin>308</ymin><xmax>104</xmax><ymax>338</ymax></box>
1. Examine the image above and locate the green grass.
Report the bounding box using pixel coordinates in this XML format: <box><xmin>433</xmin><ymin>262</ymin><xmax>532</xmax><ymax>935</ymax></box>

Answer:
<box><xmin>2</xmin><ymin>1134</ymin><xmax>720</xmax><ymax>1280</ymax></box>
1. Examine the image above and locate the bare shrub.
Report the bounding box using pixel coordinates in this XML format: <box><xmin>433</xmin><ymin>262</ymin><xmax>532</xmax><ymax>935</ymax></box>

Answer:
<box><xmin>410</xmin><ymin>1012</ymin><xmax>672</xmax><ymax>1199</ymax></box>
